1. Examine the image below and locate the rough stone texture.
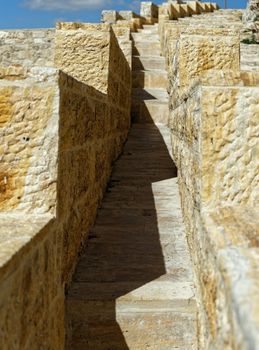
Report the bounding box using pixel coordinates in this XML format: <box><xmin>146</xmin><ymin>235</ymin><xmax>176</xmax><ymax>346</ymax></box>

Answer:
<box><xmin>0</xmin><ymin>29</ymin><xmax>55</xmax><ymax>68</ymax></box>
<box><xmin>241</xmin><ymin>43</ymin><xmax>259</xmax><ymax>70</ymax></box>
<box><xmin>0</xmin><ymin>23</ymin><xmax>131</xmax><ymax>350</ymax></box>
<box><xmin>101</xmin><ymin>10</ymin><xmax>118</xmax><ymax>24</ymax></box>
<box><xmin>243</xmin><ymin>0</ymin><xmax>259</xmax><ymax>42</ymax></box>
<box><xmin>1</xmin><ymin>2</ymin><xmax>259</xmax><ymax>350</ymax></box>
<box><xmin>140</xmin><ymin>2</ymin><xmax>159</xmax><ymax>24</ymax></box>
<box><xmin>55</xmin><ymin>23</ymin><xmax>111</xmax><ymax>94</ymax></box>
<box><xmin>169</xmin><ymin>69</ymin><xmax>259</xmax><ymax>349</ymax></box>
<box><xmin>158</xmin><ymin>4</ymin><xmax>259</xmax><ymax>348</ymax></box>
<box><xmin>0</xmin><ymin>214</ymin><xmax>64</xmax><ymax>350</ymax></box>
<box><xmin>0</xmin><ymin>68</ymin><xmax>59</xmax><ymax>214</ymax></box>
<box><xmin>112</xmin><ymin>24</ymin><xmax>132</xmax><ymax>67</ymax></box>
<box><xmin>178</xmin><ymin>28</ymin><xmax>240</xmax><ymax>87</ymax></box>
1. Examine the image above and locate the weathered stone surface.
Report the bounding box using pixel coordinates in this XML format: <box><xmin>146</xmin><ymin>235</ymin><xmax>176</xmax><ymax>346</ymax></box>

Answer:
<box><xmin>243</xmin><ymin>0</ymin><xmax>259</xmax><ymax>22</ymax></box>
<box><xmin>178</xmin><ymin>27</ymin><xmax>240</xmax><ymax>88</ymax></box>
<box><xmin>55</xmin><ymin>24</ymin><xmax>110</xmax><ymax>93</ymax></box>
<box><xmin>169</xmin><ymin>66</ymin><xmax>259</xmax><ymax>348</ymax></box>
<box><xmin>140</xmin><ymin>2</ymin><xmax>159</xmax><ymax>23</ymax></box>
<box><xmin>101</xmin><ymin>10</ymin><xmax>118</xmax><ymax>24</ymax></box>
<box><xmin>0</xmin><ymin>68</ymin><xmax>59</xmax><ymax>214</ymax></box>
<box><xmin>0</xmin><ymin>22</ymin><xmax>131</xmax><ymax>350</ymax></box>
<box><xmin>1</xmin><ymin>2</ymin><xmax>258</xmax><ymax>350</ymax></box>
<box><xmin>0</xmin><ymin>29</ymin><xmax>55</xmax><ymax>68</ymax></box>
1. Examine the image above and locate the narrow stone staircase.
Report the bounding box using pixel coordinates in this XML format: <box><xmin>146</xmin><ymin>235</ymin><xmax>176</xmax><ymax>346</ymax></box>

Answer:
<box><xmin>66</xmin><ymin>23</ymin><xmax>197</xmax><ymax>350</ymax></box>
<box><xmin>131</xmin><ymin>24</ymin><xmax>169</xmax><ymax>124</ymax></box>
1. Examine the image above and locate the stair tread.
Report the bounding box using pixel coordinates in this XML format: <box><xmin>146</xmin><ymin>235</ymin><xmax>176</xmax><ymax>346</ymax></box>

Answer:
<box><xmin>67</xmin><ymin>280</ymin><xmax>196</xmax><ymax>303</ymax></box>
<box><xmin>132</xmin><ymin>88</ymin><xmax>168</xmax><ymax>101</ymax></box>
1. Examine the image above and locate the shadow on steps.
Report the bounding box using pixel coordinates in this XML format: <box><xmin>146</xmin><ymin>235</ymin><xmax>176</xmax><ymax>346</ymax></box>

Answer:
<box><xmin>65</xmin><ymin>120</ymin><xmax>179</xmax><ymax>349</ymax></box>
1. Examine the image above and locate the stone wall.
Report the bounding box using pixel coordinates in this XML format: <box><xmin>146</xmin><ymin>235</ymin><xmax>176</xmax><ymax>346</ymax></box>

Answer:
<box><xmin>0</xmin><ymin>67</ymin><xmax>59</xmax><ymax>214</ymax></box>
<box><xmin>0</xmin><ymin>29</ymin><xmax>55</xmax><ymax>68</ymax></box>
<box><xmin>170</xmin><ymin>71</ymin><xmax>259</xmax><ymax>349</ymax></box>
<box><xmin>55</xmin><ymin>23</ymin><xmax>110</xmax><ymax>94</ymax></box>
<box><xmin>0</xmin><ymin>22</ymin><xmax>131</xmax><ymax>349</ymax></box>
<box><xmin>161</xmin><ymin>7</ymin><xmax>259</xmax><ymax>348</ymax></box>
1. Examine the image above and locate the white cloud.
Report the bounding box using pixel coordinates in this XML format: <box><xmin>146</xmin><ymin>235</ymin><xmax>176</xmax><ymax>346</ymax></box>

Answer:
<box><xmin>24</xmin><ymin>0</ymin><xmax>114</xmax><ymax>11</ymax></box>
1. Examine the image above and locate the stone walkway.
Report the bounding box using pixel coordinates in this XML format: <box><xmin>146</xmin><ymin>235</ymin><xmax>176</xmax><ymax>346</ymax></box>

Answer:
<box><xmin>66</xmin><ymin>22</ymin><xmax>197</xmax><ymax>350</ymax></box>
<box><xmin>66</xmin><ymin>124</ymin><xmax>197</xmax><ymax>349</ymax></box>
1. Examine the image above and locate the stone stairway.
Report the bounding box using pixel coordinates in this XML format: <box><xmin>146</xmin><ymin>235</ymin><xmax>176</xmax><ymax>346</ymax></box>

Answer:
<box><xmin>66</xmin><ymin>23</ymin><xmax>197</xmax><ymax>350</ymax></box>
<box><xmin>131</xmin><ymin>24</ymin><xmax>169</xmax><ymax>124</ymax></box>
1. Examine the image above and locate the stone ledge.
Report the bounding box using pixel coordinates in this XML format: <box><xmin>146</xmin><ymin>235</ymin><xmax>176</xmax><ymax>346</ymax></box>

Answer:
<box><xmin>217</xmin><ymin>247</ymin><xmax>259</xmax><ymax>349</ymax></box>
<box><xmin>56</xmin><ymin>22</ymin><xmax>110</xmax><ymax>31</ymax></box>
<box><xmin>0</xmin><ymin>214</ymin><xmax>54</xmax><ymax>280</ymax></box>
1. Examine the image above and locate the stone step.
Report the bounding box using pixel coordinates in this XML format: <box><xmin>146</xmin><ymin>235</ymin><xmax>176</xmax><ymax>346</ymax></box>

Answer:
<box><xmin>133</xmin><ymin>40</ymin><xmax>161</xmax><ymax>56</ymax></box>
<box><xmin>137</xmin><ymin>28</ymin><xmax>159</xmax><ymax>35</ymax></box>
<box><xmin>142</xmin><ymin>24</ymin><xmax>158</xmax><ymax>29</ymax></box>
<box><xmin>131</xmin><ymin>32</ymin><xmax>160</xmax><ymax>41</ymax></box>
<box><xmin>67</xmin><ymin>311</ymin><xmax>197</xmax><ymax>350</ymax></box>
<box><xmin>132</xmin><ymin>70</ymin><xmax>167</xmax><ymax>89</ymax></box>
<box><xmin>67</xmin><ymin>280</ymin><xmax>197</xmax><ymax>349</ymax></box>
<box><xmin>131</xmin><ymin>99</ymin><xmax>169</xmax><ymax>124</ymax></box>
<box><xmin>132</xmin><ymin>55</ymin><xmax>166</xmax><ymax>71</ymax></box>
<box><xmin>132</xmin><ymin>87</ymin><xmax>168</xmax><ymax>101</ymax></box>
<box><xmin>65</xmin><ymin>124</ymin><xmax>197</xmax><ymax>349</ymax></box>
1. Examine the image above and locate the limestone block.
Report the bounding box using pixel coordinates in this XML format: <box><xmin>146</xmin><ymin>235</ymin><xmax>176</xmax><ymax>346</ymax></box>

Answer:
<box><xmin>178</xmin><ymin>28</ymin><xmax>240</xmax><ymax>87</ymax></box>
<box><xmin>118</xmin><ymin>11</ymin><xmax>135</xmax><ymax>21</ymax></box>
<box><xmin>171</xmin><ymin>70</ymin><xmax>259</xmax><ymax>210</ymax></box>
<box><xmin>211</xmin><ymin>3</ymin><xmax>219</xmax><ymax>10</ymax></box>
<box><xmin>186</xmin><ymin>1</ymin><xmax>202</xmax><ymax>15</ymax></box>
<box><xmin>217</xmin><ymin>247</ymin><xmax>259</xmax><ymax>349</ymax></box>
<box><xmin>203</xmin><ymin>2</ymin><xmax>214</xmax><ymax>12</ymax></box>
<box><xmin>180</xmin><ymin>4</ymin><xmax>191</xmax><ymax>17</ymax></box>
<box><xmin>0</xmin><ymin>29</ymin><xmax>55</xmax><ymax>68</ymax></box>
<box><xmin>198</xmin><ymin>2</ymin><xmax>211</xmax><ymax>12</ymax></box>
<box><xmin>101</xmin><ymin>10</ymin><xmax>118</xmax><ymax>24</ymax></box>
<box><xmin>0</xmin><ymin>68</ymin><xmax>59</xmax><ymax>214</ymax></box>
<box><xmin>140</xmin><ymin>2</ymin><xmax>158</xmax><ymax>23</ymax></box>
<box><xmin>169</xmin><ymin>69</ymin><xmax>259</xmax><ymax>346</ymax></box>
<box><xmin>200</xmin><ymin>84</ymin><xmax>259</xmax><ymax>208</ymax></box>
<box><xmin>159</xmin><ymin>2</ymin><xmax>170</xmax><ymax>22</ymax></box>
<box><xmin>0</xmin><ymin>16</ymin><xmax>131</xmax><ymax>349</ymax></box>
<box><xmin>242</xmin><ymin>0</ymin><xmax>259</xmax><ymax>42</ymax></box>
<box><xmin>55</xmin><ymin>24</ymin><xmax>110</xmax><ymax>93</ymax></box>
<box><xmin>170</xmin><ymin>3</ymin><xmax>183</xmax><ymax>19</ymax></box>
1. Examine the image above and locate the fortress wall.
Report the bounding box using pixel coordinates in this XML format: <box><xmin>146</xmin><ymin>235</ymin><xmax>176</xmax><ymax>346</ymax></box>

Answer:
<box><xmin>0</xmin><ymin>23</ymin><xmax>131</xmax><ymax>349</ymax></box>
<box><xmin>0</xmin><ymin>67</ymin><xmax>59</xmax><ymax>214</ymax></box>
<box><xmin>170</xmin><ymin>70</ymin><xmax>259</xmax><ymax>349</ymax></box>
<box><xmin>55</xmin><ymin>23</ymin><xmax>111</xmax><ymax>94</ymax></box>
<box><xmin>161</xmin><ymin>11</ymin><xmax>259</xmax><ymax>348</ymax></box>
<box><xmin>0</xmin><ymin>29</ymin><xmax>55</xmax><ymax>68</ymax></box>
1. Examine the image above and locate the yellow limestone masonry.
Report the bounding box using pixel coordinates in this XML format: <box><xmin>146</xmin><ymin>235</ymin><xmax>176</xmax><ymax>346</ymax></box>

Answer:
<box><xmin>0</xmin><ymin>1</ymin><xmax>258</xmax><ymax>349</ymax></box>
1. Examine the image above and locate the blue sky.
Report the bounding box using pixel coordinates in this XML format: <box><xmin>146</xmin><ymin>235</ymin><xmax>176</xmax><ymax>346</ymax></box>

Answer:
<box><xmin>0</xmin><ymin>0</ymin><xmax>248</xmax><ymax>29</ymax></box>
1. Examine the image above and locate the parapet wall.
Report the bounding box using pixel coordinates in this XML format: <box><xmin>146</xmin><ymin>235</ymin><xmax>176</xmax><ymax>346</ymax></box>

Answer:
<box><xmin>0</xmin><ymin>67</ymin><xmax>59</xmax><ymax>214</ymax></box>
<box><xmin>0</xmin><ymin>22</ymin><xmax>131</xmax><ymax>349</ymax></box>
<box><xmin>169</xmin><ymin>72</ymin><xmax>259</xmax><ymax>348</ymax></box>
<box><xmin>161</xmin><ymin>6</ymin><xmax>259</xmax><ymax>349</ymax></box>
<box><xmin>0</xmin><ymin>29</ymin><xmax>55</xmax><ymax>68</ymax></box>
